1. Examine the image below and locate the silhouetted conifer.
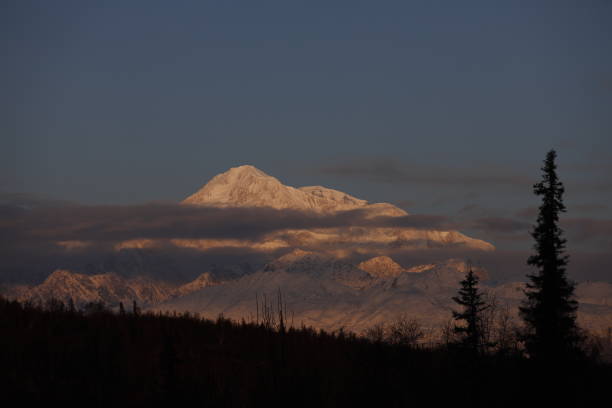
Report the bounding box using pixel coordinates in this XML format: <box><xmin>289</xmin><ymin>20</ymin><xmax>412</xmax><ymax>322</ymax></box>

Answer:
<box><xmin>452</xmin><ymin>268</ymin><xmax>489</xmax><ymax>355</ymax></box>
<box><xmin>67</xmin><ymin>297</ymin><xmax>76</xmax><ymax>313</ymax></box>
<box><xmin>132</xmin><ymin>300</ymin><xmax>141</xmax><ymax>315</ymax></box>
<box><xmin>519</xmin><ymin>150</ymin><xmax>583</xmax><ymax>362</ymax></box>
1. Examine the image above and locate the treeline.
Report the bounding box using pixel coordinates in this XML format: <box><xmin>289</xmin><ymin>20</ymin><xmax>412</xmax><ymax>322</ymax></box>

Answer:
<box><xmin>1</xmin><ymin>297</ymin><xmax>611</xmax><ymax>408</ymax></box>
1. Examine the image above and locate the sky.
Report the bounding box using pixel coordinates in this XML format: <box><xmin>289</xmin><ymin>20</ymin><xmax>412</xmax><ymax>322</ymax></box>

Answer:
<box><xmin>2</xmin><ymin>1</ymin><xmax>612</xmax><ymax>281</ymax></box>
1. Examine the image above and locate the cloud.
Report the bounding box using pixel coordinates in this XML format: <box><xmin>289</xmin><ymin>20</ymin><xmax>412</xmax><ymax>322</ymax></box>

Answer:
<box><xmin>515</xmin><ymin>206</ymin><xmax>538</xmax><ymax>219</ymax></box>
<box><xmin>6</xmin><ymin>202</ymin><xmax>609</xmax><ymax>250</ymax></box>
<box><xmin>319</xmin><ymin>157</ymin><xmax>612</xmax><ymax>197</ymax></box>
<box><xmin>4</xmin><ymin>200</ymin><xmax>610</xmax><ymax>286</ymax></box>
<box><xmin>470</xmin><ymin>217</ymin><xmax>530</xmax><ymax>234</ymax></box>
<box><xmin>0</xmin><ymin>202</ymin><xmax>474</xmax><ymax>283</ymax></box>
<box><xmin>562</xmin><ymin>218</ymin><xmax>612</xmax><ymax>248</ymax></box>
<box><xmin>456</xmin><ymin>204</ymin><xmax>503</xmax><ymax>218</ymax></box>
<box><xmin>0</xmin><ymin>203</ymin><xmax>470</xmax><ymax>247</ymax></box>
<box><xmin>471</xmin><ymin>209</ymin><xmax>612</xmax><ymax>250</ymax></box>
<box><xmin>0</xmin><ymin>192</ymin><xmax>76</xmax><ymax>209</ymax></box>
<box><xmin>570</xmin><ymin>203</ymin><xmax>609</xmax><ymax>213</ymax></box>
<box><xmin>457</xmin><ymin>204</ymin><xmax>481</xmax><ymax>214</ymax></box>
<box><xmin>320</xmin><ymin>157</ymin><xmax>532</xmax><ymax>187</ymax></box>
<box><xmin>394</xmin><ymin>199</ymin><xmax>416</xmax><ymax>209</ymax></box>
<box><xmin>0</xmin><ymin>239</ymin><xmax>280</xmax><ymax>285</ymax></box>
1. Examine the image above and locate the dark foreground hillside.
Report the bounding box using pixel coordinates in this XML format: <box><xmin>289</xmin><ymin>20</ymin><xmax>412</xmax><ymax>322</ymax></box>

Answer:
<box><xmin>1</xmin><ymin>298</ymin><xmax>610</xmax><ymax>408</ymax></box>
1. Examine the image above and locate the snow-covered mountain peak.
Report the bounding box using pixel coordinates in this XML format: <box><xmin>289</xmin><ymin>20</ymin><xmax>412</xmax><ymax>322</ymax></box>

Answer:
<box><xmin>176</xmin><ymin>272</ymin><xmax>218</xmax><ymax>296</ymax></box>
<box><xmin>182</xmin><ymin>165</ymin><xmax>293</xmax><ymax>209</ymax></box>
<box><xmin>178</xmin><ymin>165</ymin><xmax>493</xmax><ymax>252</ymax></box>
<box><xmin>358</xmin><ymin>256</ymin><xmax>405</xmax><ymax>279</ymax></box>
<box><xmin>16</xmin><ymin>270</ymin><xmax>168</xmax><ymax>306</ymax></box>
<box><xmin>182</xmin><ymin>165</ymin><xmax>404</xmax><ymax>215</ymax></box>
<box><xmin>264</xmin><ymin>249</ymin><xmax>326</xmax><ymax>272</ymax></box>
<box><xmin>45</xmin><ymin>269</ymin><xmax>78</xmax><ymax>283</ymax></box>
<box><xmin>211</xmin><ymin>165</ymin><xmax>271</xmax><ymax>183</ymax></box>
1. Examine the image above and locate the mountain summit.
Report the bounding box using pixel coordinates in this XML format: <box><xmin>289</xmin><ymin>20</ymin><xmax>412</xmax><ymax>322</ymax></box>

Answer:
<box><xmin>181</xmin><ymin>165</ymin><xmax>494</xmax><ymax>251</ymax></box>
<box><xmin>183</xmin><ymin>165</ymin><xmax>406</xmax><ymax>216</ymax></box>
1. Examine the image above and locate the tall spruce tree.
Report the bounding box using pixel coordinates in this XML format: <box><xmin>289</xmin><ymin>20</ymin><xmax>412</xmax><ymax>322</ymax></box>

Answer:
<box><xmin>519</xmin><ymin>150</ymin><xmax>582</xmax><ymax>361</ymax></box>
<box><xmin>452</xmin><ymin>268</ymin><xmax>489</xmax><ymax>355</ymax></box>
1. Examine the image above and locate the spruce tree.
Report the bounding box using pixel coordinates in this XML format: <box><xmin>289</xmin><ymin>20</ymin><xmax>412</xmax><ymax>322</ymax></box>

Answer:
<box><xmin>452</xmin><ymin>268</ymin><xmax>489</xmax><ymax>355</ymax></box>
<box><xmin>519</xmin><ymin>150</ymin><xmax>582</xmax><ymax>362</ymax></box>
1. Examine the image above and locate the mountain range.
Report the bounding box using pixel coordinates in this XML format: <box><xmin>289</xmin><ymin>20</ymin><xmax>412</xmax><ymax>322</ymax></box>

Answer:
<box><xmin>4</xmin><ymin>165</ymin><xmax>612</xmax><ymax>335</ymax></box>
<box><xmin>7</xmin><ymin>250</ymin><xmax>612</xmax><ymax>334</ymax></box>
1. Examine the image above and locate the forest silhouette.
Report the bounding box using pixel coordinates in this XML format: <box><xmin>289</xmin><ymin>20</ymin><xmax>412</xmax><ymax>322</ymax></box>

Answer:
<box><xmin>1</xmin><ymin>295</ymin><xmax>611</xmax><ymax>407</ymax></box>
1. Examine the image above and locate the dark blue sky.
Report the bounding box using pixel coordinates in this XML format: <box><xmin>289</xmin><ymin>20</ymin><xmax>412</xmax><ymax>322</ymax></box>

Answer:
<box><xmin>3</xmin><ymin>1</ymin><xmax>612</xmax><ymax>253</ymax></box>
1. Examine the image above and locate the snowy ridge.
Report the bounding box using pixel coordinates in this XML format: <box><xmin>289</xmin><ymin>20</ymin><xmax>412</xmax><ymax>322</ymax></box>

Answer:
<box><xmin>9</xmin><ymin>270</ymin><xmax>220</xmax><ymax>307</ymax></box>
<box><xmin>263</xmin><ymin>249</ymin><xmax>373</xmax><ymax>289</ymax></box>
<box><xmin>152</xmin><ymin>254</ymin><xmax>485</xmax><ymax>332</ymax></box>
<box><xmin>154</xmin><ymin>253</ymin><xmax>612</xmax><ymax>333</ymax></box>
<box><xmin>6</xmin><ymin>252</ymin><xmax>612</xmax><ymax>334</ymax></box>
